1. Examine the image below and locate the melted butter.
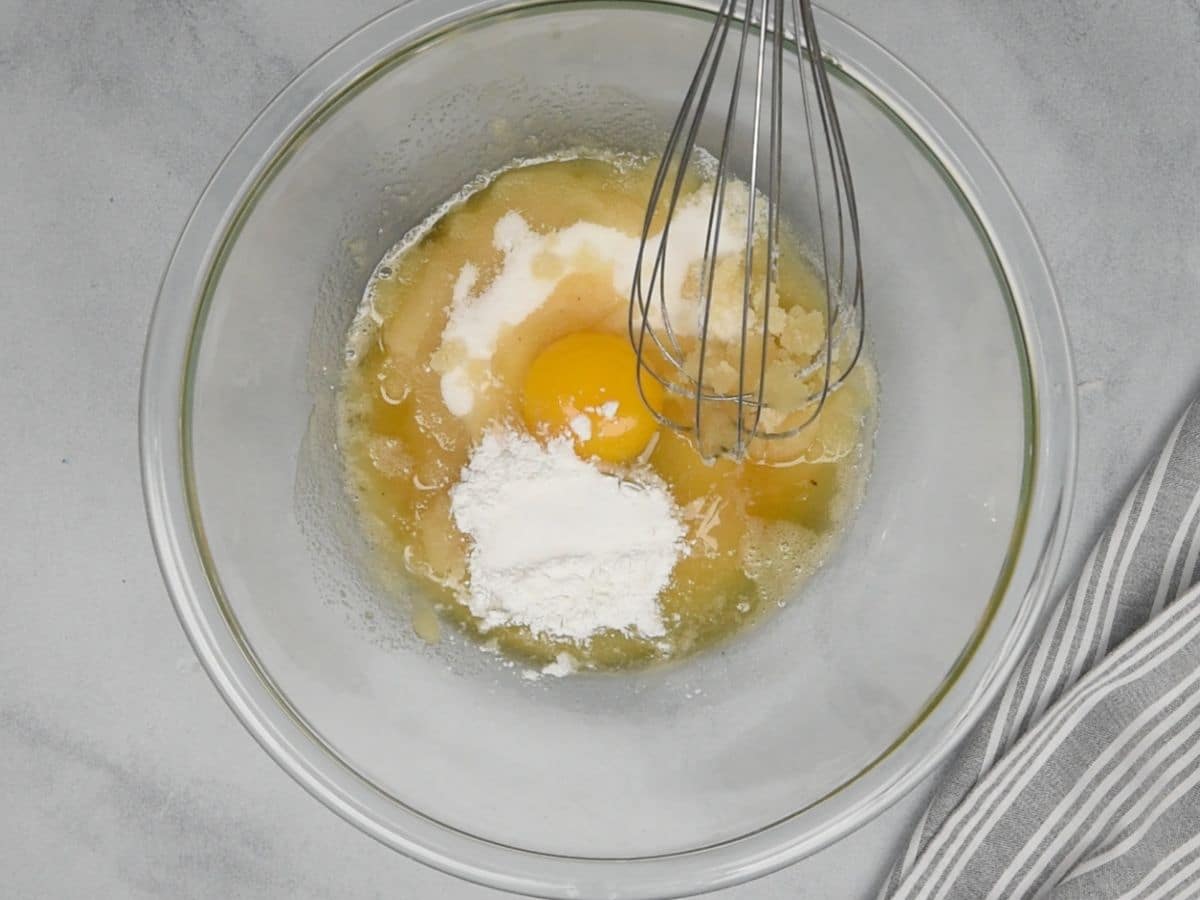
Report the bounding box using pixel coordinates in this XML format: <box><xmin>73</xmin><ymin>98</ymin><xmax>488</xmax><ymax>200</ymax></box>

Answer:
<box><xmin>338</xmin><ymin>155</ymin><xmax>876</xmax><ymax>671</ymax></box>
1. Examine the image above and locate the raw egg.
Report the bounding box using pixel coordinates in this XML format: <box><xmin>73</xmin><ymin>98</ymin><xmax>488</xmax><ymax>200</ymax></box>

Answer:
<box><xmin>521</xmin><ymin>332</ymin><xmax>663</xmax><ymax>463</ymax></box>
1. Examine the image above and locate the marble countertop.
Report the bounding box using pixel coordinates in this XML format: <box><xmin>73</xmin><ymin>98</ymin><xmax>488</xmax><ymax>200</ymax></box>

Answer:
<box><xmin>3</xmin><ymin>1</ymin><xmax>1198</xmax><ymax>896</ymax></box>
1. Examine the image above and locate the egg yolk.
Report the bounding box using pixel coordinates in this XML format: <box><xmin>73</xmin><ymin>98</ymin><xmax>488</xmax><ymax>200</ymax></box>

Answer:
<box><xmin>522</xmin><ymin>332</ymin><xmax>664</xmax><ymax>464</ymax></box>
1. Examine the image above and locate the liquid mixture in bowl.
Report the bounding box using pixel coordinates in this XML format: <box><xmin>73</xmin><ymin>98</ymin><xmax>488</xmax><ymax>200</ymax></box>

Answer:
<box><xmin>339</xmin><ymin>155</ymin><xmax>875</xmax><ymax>674</ymax></box>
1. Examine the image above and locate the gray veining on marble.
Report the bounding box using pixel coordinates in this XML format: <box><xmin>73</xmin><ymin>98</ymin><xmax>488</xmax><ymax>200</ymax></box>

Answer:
<box><xmin>2</xmin><ymin>1</ymin><xmax>1198</xmax><ymax>897</ymax></box>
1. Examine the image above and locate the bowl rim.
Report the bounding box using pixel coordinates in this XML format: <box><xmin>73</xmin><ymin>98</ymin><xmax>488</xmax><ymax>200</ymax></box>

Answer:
<box><xmin>139</xmin><ymin>1</ymin><xmax>1077</xmax><ymax>896</ymax></box>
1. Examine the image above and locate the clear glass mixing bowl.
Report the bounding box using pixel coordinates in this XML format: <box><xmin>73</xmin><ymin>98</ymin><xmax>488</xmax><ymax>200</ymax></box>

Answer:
<box><xmin>140</xmin><ymin>2</ymin><xmax>1075</xmax><ymax>896</ymax></box>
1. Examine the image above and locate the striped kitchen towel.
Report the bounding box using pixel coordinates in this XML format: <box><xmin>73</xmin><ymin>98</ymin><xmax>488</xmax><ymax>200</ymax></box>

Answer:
<box><xmin>881</xmin><ymin>398</ymin><xmax>1200</xmax><ymax>900</ymax></box>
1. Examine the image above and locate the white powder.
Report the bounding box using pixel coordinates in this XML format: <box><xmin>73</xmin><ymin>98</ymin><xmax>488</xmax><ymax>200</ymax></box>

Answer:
<box><xmin>518</xmin><ymin>652</ymin><xmax>578</xmax><ymax>682</ymax></box>
<box><xmin>449</xmin><ymin>429</ymin><xmax>686</xmax><ymax>641</ymax></box>
<box><xmin>437</xmin><ymin>188</ymin><xmax>751</xmax><ymax>415</ymax></box>
<box><xmin>568</xmin><ymin>414</ymin><xmax>592</xmax><ymax>441</ymax></box>
<box><xmin>542</xmin><ymin>652</ymin><xmax>578</xmax><ymax>678</ymax></box>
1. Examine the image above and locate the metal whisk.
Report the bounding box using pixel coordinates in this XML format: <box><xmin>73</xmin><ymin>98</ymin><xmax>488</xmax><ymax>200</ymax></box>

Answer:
<box><xmin>629</xmin><ymin>0</ymin><xmax>865</xmax><ymax>460</ymax></box>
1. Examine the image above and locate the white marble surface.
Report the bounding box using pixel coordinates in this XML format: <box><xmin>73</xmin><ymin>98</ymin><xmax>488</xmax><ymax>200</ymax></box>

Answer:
<box><xmin>2</xmin><ymin>1</ymin><xmax>1198</xmax><ymax>897</ymax></box>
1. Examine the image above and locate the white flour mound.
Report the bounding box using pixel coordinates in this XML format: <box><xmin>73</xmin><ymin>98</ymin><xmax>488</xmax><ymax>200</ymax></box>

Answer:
<box><xmin>450</xmin><ymin>430</ymin><xmax>685</xmax><ymax>641</ymax></box>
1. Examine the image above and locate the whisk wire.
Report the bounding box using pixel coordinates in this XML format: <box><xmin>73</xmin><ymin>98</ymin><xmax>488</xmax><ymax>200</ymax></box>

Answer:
<box><xmin>631</xmin><ymin>0</ymin><xmax>865</xmax><ymax>458</ymax></box>
<box><xmin>694</xmin><ymin>0</ymin><xmax>757</xmax><ymax>437</ymax></box>
<box><xmin>631</xmin><ymin>0</ymin><xmax>736</xmax><ymax>400</ymax></box>
<box><xmin>747</xmin><ymin>0</ymin><xmax>787</xmax><ymax>449</ymax></box>
<box><xmin>734</xmin><ymin>0</ymin><xmax>775</xmax><ymax>453</ymax></box>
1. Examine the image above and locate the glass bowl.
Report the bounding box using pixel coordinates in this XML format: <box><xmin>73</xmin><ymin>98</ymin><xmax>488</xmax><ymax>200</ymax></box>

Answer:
<box><xmin>140</xmin><ymin>1</ymin><xmax>1075</xmax><ymax>897</ymax></box>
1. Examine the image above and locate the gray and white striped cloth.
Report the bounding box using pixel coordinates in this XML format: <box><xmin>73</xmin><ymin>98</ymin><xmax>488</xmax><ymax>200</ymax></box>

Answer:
<box><xmin>881</xmin><ymin>398</ymin><xmax>1200</xmax><ymax>900</ymax></box>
